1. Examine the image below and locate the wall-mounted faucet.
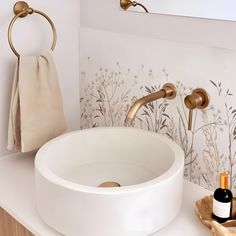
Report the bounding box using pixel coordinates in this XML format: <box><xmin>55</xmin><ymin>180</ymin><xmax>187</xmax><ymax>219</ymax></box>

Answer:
<box><xmin>125</xmin><ymin>83</ymin><xmax>176</xmax><ymax>126</ymax></box>
<box><xmin>184</xmin><ymin>88</ymin><xmax>210</xmax><ymax>131</ymax></box>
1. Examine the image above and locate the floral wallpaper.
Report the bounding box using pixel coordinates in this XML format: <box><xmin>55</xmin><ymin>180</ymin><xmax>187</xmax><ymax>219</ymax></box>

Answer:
<box><xmin>80</xmin><ymin>28</ymin><xmax>236</xmax><ymax>193</ymax></box>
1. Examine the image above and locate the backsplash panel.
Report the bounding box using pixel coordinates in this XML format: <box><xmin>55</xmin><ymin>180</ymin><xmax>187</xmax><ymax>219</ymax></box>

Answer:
<box><xmin>80</xmin><ymin>28</ymin><xmax>236</xmax><ymax>193</ymax></box>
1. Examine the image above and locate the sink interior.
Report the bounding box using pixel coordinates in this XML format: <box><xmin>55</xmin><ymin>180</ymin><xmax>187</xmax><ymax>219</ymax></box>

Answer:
<box><xmin>58</xmin><ymin>160</ymin><xmax>162</xmax><ymax>187</ymax></box>
<box><xmin>41</xmin><ymin>128</ymin><xmax>175</xmax><ymax>187</ymax></box>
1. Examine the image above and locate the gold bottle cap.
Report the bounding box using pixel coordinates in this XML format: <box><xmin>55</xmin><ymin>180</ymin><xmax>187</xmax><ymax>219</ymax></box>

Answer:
<box><xmin>220</xmin><ymin>172</ymin><xmax>229</xmax><ymax>189</ymax></box>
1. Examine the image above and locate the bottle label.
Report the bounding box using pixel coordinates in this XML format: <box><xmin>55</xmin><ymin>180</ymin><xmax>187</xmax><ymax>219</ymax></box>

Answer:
<box><xmin>213</xmin><ymin>198</ymin><xmax>231</xmax><ymax>218</ymax></box>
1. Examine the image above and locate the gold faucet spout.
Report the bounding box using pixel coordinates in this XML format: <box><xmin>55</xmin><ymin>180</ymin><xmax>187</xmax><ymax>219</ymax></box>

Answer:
<box><xmin>125</xmin><ymin>83</ymin><xmax>176</xmax><ymax>126</ymax></box>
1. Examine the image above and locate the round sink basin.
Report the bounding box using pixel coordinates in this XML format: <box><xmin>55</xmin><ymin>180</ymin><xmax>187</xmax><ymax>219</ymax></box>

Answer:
<box><xmin>35</xmin><ymin>127</ymin><xmax>184</xmax><ymax>236</ymax></box>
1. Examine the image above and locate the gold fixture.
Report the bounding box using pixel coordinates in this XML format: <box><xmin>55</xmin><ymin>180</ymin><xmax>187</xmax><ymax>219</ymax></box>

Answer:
<box><xmin>98</xmin><ymin>182</ymin><xmax>121</xmax><ymax>188</ymax></box>
<box><xmin>125</xmin><ymin>83</ymin><xmax>176</xmax><ymax>126</ymax></box>
<box><xmin>184</xmin><ymin>88</ymin><xmax>210</xmax><ymax>131</ymax></box>
<box><xmin>8</xmin><ymin>1</ymin><xmax>57</xmax><ymax>57</ymax></box>
<box><xmin>120</xmin><ymin>0</ymin><xmax>149</xmax><ymax>13</ymax></box>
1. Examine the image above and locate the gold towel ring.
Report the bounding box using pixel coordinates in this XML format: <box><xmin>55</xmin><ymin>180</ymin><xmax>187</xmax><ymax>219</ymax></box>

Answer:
<box><xmin>120</xmin><ymin>0</ymin><xmax>149</xmax><ymax>13</ymax></box>
<box><xmin>8</xmin><ymin>1</ymin><xmax>57</xmax><ymax>57</ymax></box>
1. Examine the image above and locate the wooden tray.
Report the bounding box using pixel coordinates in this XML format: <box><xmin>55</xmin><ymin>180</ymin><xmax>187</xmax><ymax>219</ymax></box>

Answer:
<box><xmin>195</xmin><ymin>195</ymin><xmax>236</xmax><ymax>236</ymax></box>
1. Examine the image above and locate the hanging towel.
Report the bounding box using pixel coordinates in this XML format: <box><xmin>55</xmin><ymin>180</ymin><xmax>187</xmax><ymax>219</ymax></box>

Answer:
<box><xmin>8</xmin><ymin>50</ymin><xmax>66</xmax><ymax>152</ymax></box>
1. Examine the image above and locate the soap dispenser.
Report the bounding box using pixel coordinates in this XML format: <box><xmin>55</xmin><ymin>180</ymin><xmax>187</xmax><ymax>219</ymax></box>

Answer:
<box><xmin>212</xmin><ymin>172</ymin><xmax>233</xmax><ymax>223</ymax></box>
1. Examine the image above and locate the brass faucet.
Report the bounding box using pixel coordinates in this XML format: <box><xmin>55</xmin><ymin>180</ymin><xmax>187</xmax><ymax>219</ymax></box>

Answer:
<box><xmin>184</xmin><ymin>88</ymin><xmax>210</xmax><ymax>131</ymax></box>
<box><xmin>125</xmin><ymin>83</ymin><xmax>177</xmax><ymax>126</ymax></box>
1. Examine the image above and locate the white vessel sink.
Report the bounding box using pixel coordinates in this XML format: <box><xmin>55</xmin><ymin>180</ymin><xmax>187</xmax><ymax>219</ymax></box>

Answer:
<box><xmin>35</xmin><ymin>127</ymin><xmax>184</xmax><ymax>236</ymax></box>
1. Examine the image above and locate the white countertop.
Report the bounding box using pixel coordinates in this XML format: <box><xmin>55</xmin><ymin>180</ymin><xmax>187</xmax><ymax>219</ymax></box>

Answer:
<box><xmin>0</xmin><ymin>153</ymin><xmax>211</xmax><ymax>236</ymax></box>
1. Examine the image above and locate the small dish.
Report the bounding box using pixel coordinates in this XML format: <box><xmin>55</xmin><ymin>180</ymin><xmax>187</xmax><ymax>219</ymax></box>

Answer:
<box><xmin>195</xmin><ymin>195</ymin><xmax>236</xmax><ymax>236</ymax></box>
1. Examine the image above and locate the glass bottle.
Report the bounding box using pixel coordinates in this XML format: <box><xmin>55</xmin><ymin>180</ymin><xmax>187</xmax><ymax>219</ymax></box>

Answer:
<box><xmin>212</xmin><ymin>172</ymin><xmax>233</xmax><ymax>223</ymax></box>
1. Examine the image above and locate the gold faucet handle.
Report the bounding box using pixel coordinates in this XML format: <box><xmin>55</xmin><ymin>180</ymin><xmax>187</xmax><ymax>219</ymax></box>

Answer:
<box><xmin>187</xmin><ymin>109</ymin><xmax>193</xmax><ymax>131</ymax></box>
<box><xmin>184</xmin><ymin>88</ymin><xmax>210</xmax><ymax>131</ymax></box>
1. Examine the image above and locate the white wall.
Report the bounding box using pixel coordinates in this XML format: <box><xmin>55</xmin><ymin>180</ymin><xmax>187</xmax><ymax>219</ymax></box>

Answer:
<box><xmin>81</xmin><ymin>0</ymin><xmax>236</xmax><ymax>50</ymax></box>
<box><xmin>0</xmin><ymin>0</ymin><xmax>80</xmax><ymax>157</ymax></box>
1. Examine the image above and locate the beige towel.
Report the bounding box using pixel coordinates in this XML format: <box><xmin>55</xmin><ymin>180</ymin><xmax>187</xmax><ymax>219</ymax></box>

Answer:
<box><xmin>8</xmin><ymin>50</ymin><xmax>66</xmax><ymax>152</ymax></box>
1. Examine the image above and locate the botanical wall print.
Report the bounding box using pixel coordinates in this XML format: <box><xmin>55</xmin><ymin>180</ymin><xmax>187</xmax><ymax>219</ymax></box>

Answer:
<box><xmin>80</xmin><ymin>63</ymin><xmax>133</xmax><ymax>128</ymax></box>
<box><xmin>80</xmin><ymin>58</ymin><xmax>236</xmax><ymax>194</ymax></box>
<box><xmin>208</xmin><ymin>81</ymin><xmax>236</xmax><ymax>190</ymax></box>
<box><xmin>80</xmin><ymin>28</ymin><xmax>236</xmax><ymax>193</ymax></box>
